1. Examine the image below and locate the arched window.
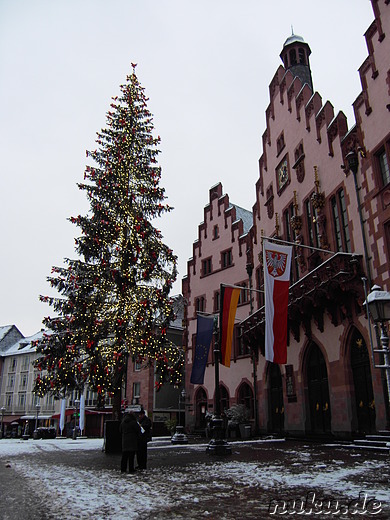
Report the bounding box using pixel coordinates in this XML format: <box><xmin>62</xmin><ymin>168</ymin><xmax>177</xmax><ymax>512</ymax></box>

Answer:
<box><xmin>219</xmin><ymin>385</ymin><xmax>230</xmax><ymax>413</ymax></box>
<box><xmin>195</xmin><ymin>387</ymin><xmax>208</xmax><ymax>429</ymax></box>
<box><xmin>237</xmin><ymin>382</ymin><xmax>254</xmax><ymax>419</ymax></box>
<box><xmin>289</xmin><ymin>49</ymin><xmax>297</xmax><ymax>65</ymax></box>
<box><xmin>298</xmin><ymin>48</ymin><xmax>306</xmax><ymax>64</ymax></box>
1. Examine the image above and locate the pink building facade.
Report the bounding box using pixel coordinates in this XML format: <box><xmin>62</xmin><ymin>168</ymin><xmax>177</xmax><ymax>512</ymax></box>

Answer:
<box><xmin>183</xmin><ymin>0</ymin><xmax>390</xmax><ymax>439</ymax></box>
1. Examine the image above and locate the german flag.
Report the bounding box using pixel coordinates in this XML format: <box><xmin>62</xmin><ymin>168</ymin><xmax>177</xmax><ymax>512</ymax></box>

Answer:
<box><xmin>220</xmin><ymin>285</ymin><xmax>241</xmax><ymax>367</ymax></box>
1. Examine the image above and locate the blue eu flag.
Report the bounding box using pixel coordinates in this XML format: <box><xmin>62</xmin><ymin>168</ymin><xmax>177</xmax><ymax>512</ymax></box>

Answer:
<box><xmin>190</xmin><ymin>315</ymin><xmax>214</xmax><ymax>385</ymax></box>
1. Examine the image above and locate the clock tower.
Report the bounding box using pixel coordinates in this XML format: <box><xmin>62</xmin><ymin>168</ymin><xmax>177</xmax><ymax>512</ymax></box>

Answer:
<box><xmin>280</xmin><ymin>31</ymin><xmax>313</xmax><ymax>92</ymax></box>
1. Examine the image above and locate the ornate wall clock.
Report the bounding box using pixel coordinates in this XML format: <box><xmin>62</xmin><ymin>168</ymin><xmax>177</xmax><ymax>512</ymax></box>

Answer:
<box><xmin>277</xmin><ymin>157</ymin><xmax>289</xmax><ymax>191</ymax></box>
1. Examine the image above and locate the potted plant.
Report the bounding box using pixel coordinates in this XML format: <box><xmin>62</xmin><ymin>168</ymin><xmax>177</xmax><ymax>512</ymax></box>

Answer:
<box><xmin>225</xmin><ymin>404</ymin><xmax>251</xmax><ymax>439</ymax></box>
<box><xmin>164</xmin><ymin>418</ymin><xmax>177</xmax><ymax>436</ymax></box>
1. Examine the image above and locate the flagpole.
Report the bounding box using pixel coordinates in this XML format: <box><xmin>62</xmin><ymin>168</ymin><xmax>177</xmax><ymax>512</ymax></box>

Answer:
<box><xmin>221</xmin><ymin>283</ymin><xmax>264</xmax><ymax>294</ymax></box>
<box><xmin>261</xmin><ymin>235</ymin><xmax>341</xmax><ymax>256</ymax></box>
<box><xmin>206</xmin><ymin>284</ymin><xmax>232</xmax><ymax>455</ymax></box>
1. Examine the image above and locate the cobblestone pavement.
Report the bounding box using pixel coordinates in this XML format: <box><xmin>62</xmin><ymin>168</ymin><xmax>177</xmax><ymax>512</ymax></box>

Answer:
<box><xmin>0</xmin><ymin>438</ymin><xmax>389</xmax><ymax>519</ymax></box>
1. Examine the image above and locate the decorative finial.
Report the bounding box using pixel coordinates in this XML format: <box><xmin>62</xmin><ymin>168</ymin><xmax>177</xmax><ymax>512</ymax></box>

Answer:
<box><xmin>293</xmin><ymin>190</ymin><xmax>298</xmax><ymax>213</ymax></box>
<box><xmin>291</xmin><ymin>25</ymin><xmax>294</xmax><ymax>35</ymax></box>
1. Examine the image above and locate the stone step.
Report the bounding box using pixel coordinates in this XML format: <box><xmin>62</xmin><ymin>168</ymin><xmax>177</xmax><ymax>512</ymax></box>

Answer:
<box><xmin>344</xmin><ymin>443</ymin><xmax>389</xmax><ymax>453</ymax></box>
<box><xmin>355</xmin><ymin>438</ymin><xmax>389</xmax><ymax>448</ymax></box>
<box><xmin>365</xmin><ymin>434</ymin><xmax>390</xmax><ymax>442</ymax></box>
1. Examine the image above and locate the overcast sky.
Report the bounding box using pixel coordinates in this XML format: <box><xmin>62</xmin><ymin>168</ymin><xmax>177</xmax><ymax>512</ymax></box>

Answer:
<box><xmin>0</xmin><ymin>0</ymin><xmax>374</xmax><ymax>336</ymax></box>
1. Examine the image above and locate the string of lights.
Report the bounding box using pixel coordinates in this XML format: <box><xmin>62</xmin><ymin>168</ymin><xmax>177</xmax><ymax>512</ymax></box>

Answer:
<box><xmin>33</xmin><ymin>65</ymin><xmax>184</xmax><ymax>403</ymax></box>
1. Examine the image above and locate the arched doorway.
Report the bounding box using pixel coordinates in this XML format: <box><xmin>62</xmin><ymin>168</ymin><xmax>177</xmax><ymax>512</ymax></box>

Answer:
<box><xmin>306</xmin><ymin>343</ymin><xmax>331</xmax><ymax>434</ymax></box>
<box><xmin>268</xmin><ymin>363</ymin><xmax>284</xmax><ymax>433</ymax></box>
<box><xmin>350</xmin><ymin>329</ymin><xmax>376</xmax><ymax>433</ymax></box>
<box><xmin>195</xmin><ymin>388</ymin><xmax>208</xmax><ymax>430</ymax></box>
<box><xmin>237</xmin><ymin>382</ymin><xmax>254</xmax><ymax>419</ymax></box>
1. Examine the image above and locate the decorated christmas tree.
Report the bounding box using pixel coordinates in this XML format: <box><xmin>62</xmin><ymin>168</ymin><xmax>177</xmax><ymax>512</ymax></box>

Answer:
<box><xmin>33</xmin><ymin>65</ymin><xmax>183</xmax><ymax>409</ymax></box>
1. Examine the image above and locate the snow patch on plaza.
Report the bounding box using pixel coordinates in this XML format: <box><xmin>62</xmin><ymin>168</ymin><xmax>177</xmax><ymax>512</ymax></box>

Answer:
<box><xmin>1</xmin><ymin>438</ymin><xmax>389</xmax><ymax>519</ymax></box>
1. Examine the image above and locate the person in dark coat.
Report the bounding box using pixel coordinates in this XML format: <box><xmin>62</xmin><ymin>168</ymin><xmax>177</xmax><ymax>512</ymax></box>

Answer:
<box><xmin>137</xmin><ymin>409</ymin><xmax>152</xmax><ymax>470</ymax></box>
<box><xmin>120</xmin><ymin>412</ymin><xmax>141</xmax><ymax>473</ymax></box>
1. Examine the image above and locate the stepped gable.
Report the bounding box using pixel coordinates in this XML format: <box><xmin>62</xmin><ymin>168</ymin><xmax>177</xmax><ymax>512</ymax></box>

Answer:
<box><xmin>185</xmin><ymin>182</ymin><xmax>252</xmax><ymax>281</ymax></box>
<box><xmin>256</xmin><ymin>33</ymin><xmax>352</xmax><ymax>224</ymax></box>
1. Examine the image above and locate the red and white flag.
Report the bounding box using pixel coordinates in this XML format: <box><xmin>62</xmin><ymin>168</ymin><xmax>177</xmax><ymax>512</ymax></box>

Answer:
<box><xmin>264</xmin><ymin>240</ymin><xmax>292</xmax><ymax>364</ymax></box>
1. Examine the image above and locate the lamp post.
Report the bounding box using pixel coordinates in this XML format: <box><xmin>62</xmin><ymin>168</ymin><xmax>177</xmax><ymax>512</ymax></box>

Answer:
<box><xmin>73</xmin><ymin>398</ymin><xmax>80</xmax><ymax>440</ymax></box>
<box><xmin>246</xmin><ymin>255</ymin><xmax>259</xmax><ymax>435</ymax></box>
<box><xmin>0</xmin><ymin>406</ymin><xmax>5</xmax><ymax>439</ymax></box>
<box><xmin>34</xmin><ymin>404</ymin><xmax>41</xmax><ymax>439</ymax></box>
<box><xmin>364</xmin><ymin>285</ymin><xmax>390</xmax><ymax>419</ymax></box>
<box><xmin>171</xmin><ymin>388</ymin><xmax>189</xmax><ymax>445</ymax></box>
<box><xmin>206</xmin><ymin>313</ymin><xmax>232</xmax><ymax>455</ymax></box>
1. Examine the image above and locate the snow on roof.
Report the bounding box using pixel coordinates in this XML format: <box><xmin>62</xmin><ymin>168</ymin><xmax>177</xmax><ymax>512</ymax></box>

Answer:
<box><xmin>0</xmin><ymin>325</ymin><xmax>13</xmax><ymax>342</ymax></box>
<box><xmin>232</xmin><ymin>204</ymin><xmax>253</xmax><ymax>235</ymax></box>
<box><xmin>4</xmin><ymin>330</ymin><xmax>45</xmax><ymax>357</ymax></box>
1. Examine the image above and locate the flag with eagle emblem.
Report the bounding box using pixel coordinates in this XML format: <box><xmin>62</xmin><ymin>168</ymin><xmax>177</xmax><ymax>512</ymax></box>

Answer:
<box><xmin>264</xmin><ymin>240</ymin><xmax>292</xmax><ymax>364</ymax></box>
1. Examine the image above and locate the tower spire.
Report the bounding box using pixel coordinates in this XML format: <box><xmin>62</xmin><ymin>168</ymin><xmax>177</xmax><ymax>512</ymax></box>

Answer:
<box><xmin>280</xmin><ymin>32</ymin><xmax>313</xmax><ymax>91</ymax></box>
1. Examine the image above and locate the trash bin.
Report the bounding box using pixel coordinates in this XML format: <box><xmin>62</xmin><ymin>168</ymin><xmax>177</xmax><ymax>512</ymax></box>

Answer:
<box><xmin>239</xmin><ymin>424</ymin><xmax>251</xmax><ymax>439</ymax></box>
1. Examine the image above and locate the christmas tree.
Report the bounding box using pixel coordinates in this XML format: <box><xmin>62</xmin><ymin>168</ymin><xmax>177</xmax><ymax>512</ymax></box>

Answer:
<box><xmin>33</xmin><ymin>65</ymin><xmax>183</xmax><ymax>407</ymax></box>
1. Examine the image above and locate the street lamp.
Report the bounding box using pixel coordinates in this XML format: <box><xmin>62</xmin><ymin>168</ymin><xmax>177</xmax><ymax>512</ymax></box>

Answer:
<box><xmin>171</xmin><ymin>388</ymin><xmax>188</xmax><ymax>445</ymax></box>
<box><xmin>364</xmin><ymin>285</ymin><xmax>390</xmax><ymax>412</ymax></box>
<box><xmin>73</xmin><ymin>399</ymin><xmax>80</xmax><ymax>440</ymax></box>
<box><xmin>34</xmin><ymin>404</ymin><xmax>41</xmax><ymax>438</ymax></box>
<box><xmin>178</xmin><ymin>389</ymin><xmax>186</xmax><ymax>427</ymax></box>
<box><xmin>0</xmin><ymin>406</ymin><xmax>5</xmax><ymax>439</ymax></box>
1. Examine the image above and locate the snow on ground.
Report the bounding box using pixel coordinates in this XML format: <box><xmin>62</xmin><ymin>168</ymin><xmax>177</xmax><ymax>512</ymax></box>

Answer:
<box><xmin>0</xmin><ymin>437</ymin><xmax>104</xmax><ymax>456</ymax></box>
<box><xmin>1</xmin><ymin>438</ymin><xmax>389</xmax><ymax>519</ymax></box>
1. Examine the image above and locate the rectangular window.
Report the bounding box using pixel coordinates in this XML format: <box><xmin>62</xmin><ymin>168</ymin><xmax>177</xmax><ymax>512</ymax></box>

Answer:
<box><xmin>202</xmin><ymin>257</ymin><xmax>212</xmax><ymax>276</ymax></box>
<box><xmin>20</xmin><ymin>373</ymin><xmax>28</xmax><ymax>389</ymax></box>
<box><xmin>18</xmin><ymin>393</ymin><xmax>26</xmax><ymax>408</ymax></box>
<box><xmin>379</xmin><ymin>149</ymin><xmax>390</xmax><ymax>186</ymax></box>
<box><xmin>236</xmin><ymin>326</ymin><xmax>250</xmax><ymax>356</ymax></box>
<box><xmin>221</xmin><ymin>249</ymin><xmax>233</xmax><ymax>269</ymax></box>
<box><xmin>331</xmin><ymin>189</ymin><xmax>351</xmax><ymax>253</ymax></box>
<box><xmin>5</xmin><ymin>394</ymin><xmax>13</xmax><ymax>408</ymax></box>
<box><xmin>133</xmin><ymin>382</ymin><xmax>140</xmax><ymax>399</ymax></box>
<box><xmin>238</xmin><ymin>283</ymin><xmax>248</xmax><ymax>305</ymax></box>
<box><xmin>85</xmin><ymin>389</ymin><xmax>98</xmax><ymax>406</ymax></box>
<box><xmin>21</xmin><ymin>357</ymin><xmax>30</xmax><ymax>371</ymax></box>
<box><xmin>32</xmin><ymin>395</ymin><xmax>41</xmax><ymax>408</ymax></box>
<box><xmin>195</xmin><ymin>297</ymin><xmax>205</xmax><ymax>313</ymax></box>
<box><xmin>7</xmin><ymin>374</ymin><xmax>15</xmax><ymax>389</ymax></box>
<box><xmin>255</xmin><ymin>268</ymin><xmax>264</xmax><ymax>308</ymax></box>
<box><xmin>10</xmin><ymin>358</ymin><xmax>17</xmax><ymax>372</ymax></box>
<box><xmin>284</xmin><ymin>203</ymin><xmax>299</xmax><ymax>282</ymax></box>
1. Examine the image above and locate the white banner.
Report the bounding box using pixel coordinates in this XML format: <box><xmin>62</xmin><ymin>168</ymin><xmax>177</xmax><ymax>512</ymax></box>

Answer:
<box><xmin>79</xmin><ymin>394</ymin><xmax>85</xmax><ymax>433</ymax></box>
<box><xmin>59</xmin><ymin>398</ymin><xmax>66</xmax><ymax>433</ymax></box>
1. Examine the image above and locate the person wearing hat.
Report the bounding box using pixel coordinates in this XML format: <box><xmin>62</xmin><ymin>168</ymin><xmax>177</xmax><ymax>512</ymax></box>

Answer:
<box><xmin>137</xmin><ymin>409</ymin><xmax>152</xmax><ymax>470</ymax></box>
